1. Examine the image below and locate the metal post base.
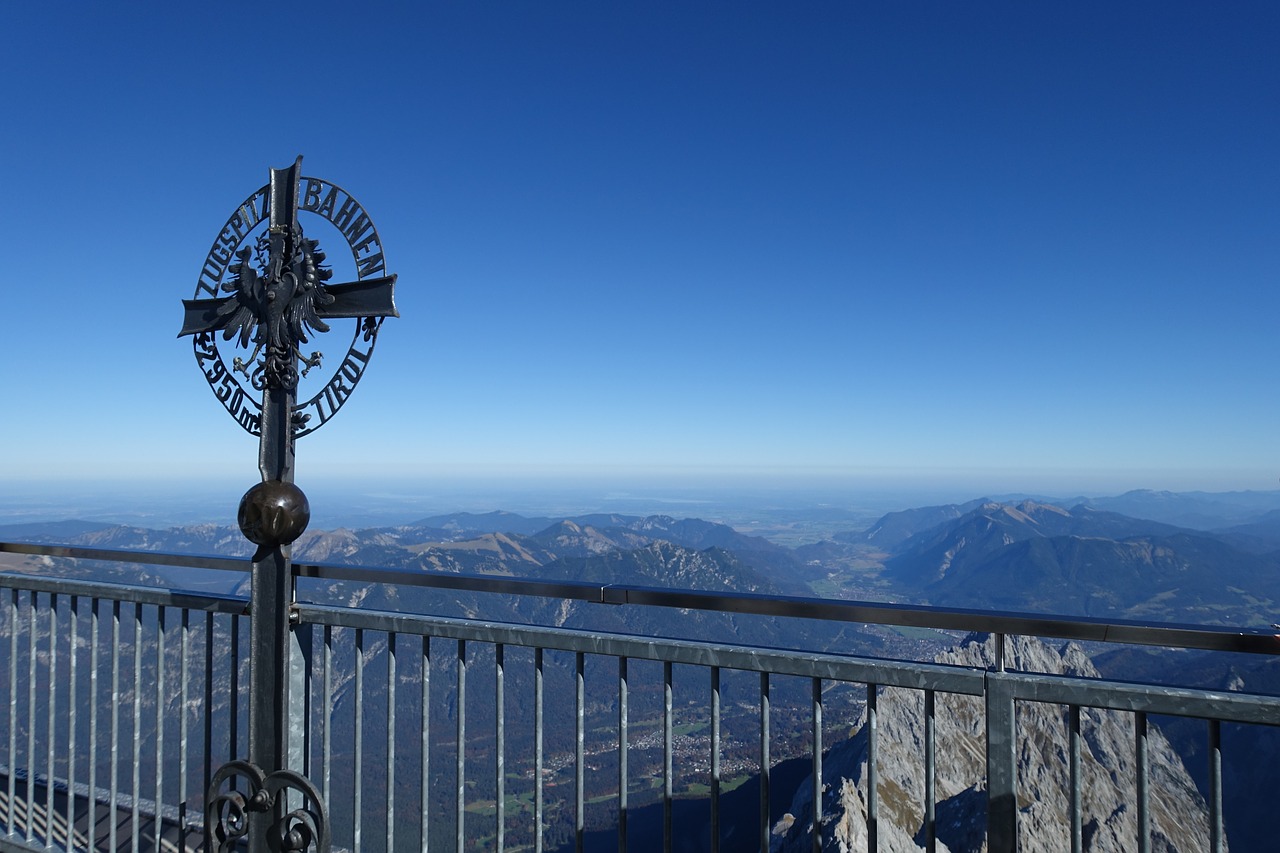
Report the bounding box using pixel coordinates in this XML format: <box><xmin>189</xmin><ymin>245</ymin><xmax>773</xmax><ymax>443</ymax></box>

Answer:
<box><xmin>205</xmin><ymin>760</ymin><xmax>329</xmax><ymax>853</ymax></box>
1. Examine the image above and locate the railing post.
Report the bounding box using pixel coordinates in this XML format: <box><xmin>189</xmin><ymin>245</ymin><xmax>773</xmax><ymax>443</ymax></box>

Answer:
<box><xmin>248</xmin><ymin>543</ymin><xmax>294</xmax><ymax>785</ymax></box>
<box><xmin>985</xmin><ymin>672</ymin><xmax>1017</xmax><ymax>853</ymax></box>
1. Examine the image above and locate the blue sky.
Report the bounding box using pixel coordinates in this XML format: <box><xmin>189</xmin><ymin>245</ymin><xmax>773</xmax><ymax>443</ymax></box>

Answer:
<box><xmin>1</xmin><ymin>2</ymin><xmax>1277</xmax><ymax>499</ymax></box>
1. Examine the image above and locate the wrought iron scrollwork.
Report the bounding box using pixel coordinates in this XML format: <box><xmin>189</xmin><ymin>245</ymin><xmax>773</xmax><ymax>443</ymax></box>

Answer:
<box><xmin>206</xmin><ymin>760</ymin><xmax>330</xmax><ymax>853</ymax></box>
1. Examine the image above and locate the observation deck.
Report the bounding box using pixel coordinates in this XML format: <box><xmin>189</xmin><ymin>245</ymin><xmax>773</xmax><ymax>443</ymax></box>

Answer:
<box><xmin>0</xmin><ymin>539</ymin><xmax>1276</xmax><ymax>853</ymax></box>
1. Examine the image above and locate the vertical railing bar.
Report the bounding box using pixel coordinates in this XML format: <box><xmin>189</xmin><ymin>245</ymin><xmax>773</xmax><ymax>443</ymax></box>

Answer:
<box><xmin>179</xmin><ymin>609</ymin><xmax>190</xmax><ymax>853</ymax></box>
<box><xmin>67</xmin><ymin>596</ymin><xmax>79</xmax><ymax>853</ymax></box>
<box><xmin>811</xmin><ymin>678</ymin><xmax>822</xmax><ymax>853</ymax></box>
<box><xmin>419</xmin><ymin>635</ymin><xmax>429</xmax><ymax>853</ymax></box>
<box><xmin>323</xmin><ymin>625</ymin><xmax>332</xmax><ymax>809</ymax></box>
<box><xmin>109</xmin><ymin>600</ymin><xmax>120</xmax><ymax>853</ymax></box>
<box><xmin>866</xmin><ymin>682</ymin><xmax>876</xmax><ymax>852</ymax></box>
<box><xmin>1069</xmin><ymin>705</ymin><xmax>1081</xmax><ymax>853</ymax></box>
<box><xmin>618</xmin><ymin>657</ymin><xmax>628</xmax><ymax>853</ymax></box>
<box><xmin>710</xmin><ymin>666</ymin><xmax>720</xmax><ymax>853</ymax></box>
<box><xmin>304</xmin><ymin>624</ymin><xmax>314</xmax><ymax>788</ymax></box>
<box><xmin>924</xmin><ymin>689</ymin><xmax>935</xmax><ymax>853</ymax></box>
<box><xmin>202</xmin><ymin>612</ymin><xmax>214</xmax><ymax>803</ymax></box>
<box><xmin>26</xmin><ymin>591</ymin><xmax>37</xmax><ymax>845</ymax></box>
<box><xmin>131</xmin><ymin>603</ymin><xmax>142</xmax><ymax>853</ymax></box>
<box><xmin>1136</xmin><ymin>710</ymin><xmax>1149</xmax><ymax>853</ymax></box>
<box><xmin>229</xmin><ymin>614</ymin><xmax>240</xmax><ymax>760</ymax></box>
<box><xmin>354</xmin><ymin>627</ymin><xmax>364</xmax><ymax>852</ymax></box>
<box><xmin>7</xmin><ymin>588</ymin><xmax>17</xmax><ymax>837</ymax></box>
<box><xmin>301</xmin><ymin>623</ymin><xmax>312</xmax><ymax>790</ymax></box>
<box><xmin>88</xmin><ymin>598</ymin><xmax>99</xmax><ymax>850</ymax></box>
<box><xmin>1207</xmin><ymin>719</ymin><xmax>1222</xmax><ymax>853</ymax></box>
<box><xmin>759</xmin><ymin>672</ymin><xmax>770</xmax><ymax>853</ymax></box>
<box><xmin>575</xmin><ymin>650</ymin><xmax>584</xmax><ymax>853</ymax></box>
<box><xmin>496</xmin><ymin>643</ymin><xmax>505</xmax><ymax>853</ymax></box>
<box><xmin>535</xmin><ymin>647</ymin><xmax>544</xmax><ymax>853</ymax></box>
<box><xmin>46</xmin><ymin>593</ymin><xmax>58</xmax><ymax>849</ymax></box>
<box><xmin>663</xmin><ymin>660</ymin><xmax>673</xmax><ymax>853</ymax></box>
<box><xmin>387</xmin><ymin>632</ymin><xmax>397</xmax><ymax>853</ymax></box>
<box><xmin>455</xmin><ymin>639</ymin><xmax>466</xmax><ymax>853</ymax></box>
<box><xmin>155</xmin><ymin>607</ymin><xmax>166</xmax><ymax>853</ymax></box>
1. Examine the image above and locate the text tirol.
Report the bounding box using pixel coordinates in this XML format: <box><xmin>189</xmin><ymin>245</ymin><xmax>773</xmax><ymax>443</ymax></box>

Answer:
<box><xmin>304</xmin><ymin>342</ymin><xmax>374</xmax><ymax>429</ymax></box>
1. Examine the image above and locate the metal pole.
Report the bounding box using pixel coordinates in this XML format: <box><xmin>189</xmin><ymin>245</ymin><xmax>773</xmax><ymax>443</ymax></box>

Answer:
<box><xmin>246</xmin><ymin>382</ymin><xmax>296</xmax><ymax>853</ymax></box>
<box><xmin>193</xmin><ymin>155</ymin><xmax>395</xmax><ymax>853</ymax></box>
<box><xmin>208</xmin><ymin>159</ymin><xmax>321</xmax><ymax>853</ymax></box>
<box><xmin>985</xmin><ymin>674</ymin><xmax>1017</xmax><ymax>853</ymax></box>
<box><xmin>247</xmin><ymin>160</ymin><xmax>302</xmax><ymax>783</ymax></box>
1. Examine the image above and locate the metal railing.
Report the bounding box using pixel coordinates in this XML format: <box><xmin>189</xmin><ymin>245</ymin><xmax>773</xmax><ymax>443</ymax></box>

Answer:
<box><xmin>1</xmin><ymin>540</ymin><xmax>1278</xmax><ymax>853</ymax></box>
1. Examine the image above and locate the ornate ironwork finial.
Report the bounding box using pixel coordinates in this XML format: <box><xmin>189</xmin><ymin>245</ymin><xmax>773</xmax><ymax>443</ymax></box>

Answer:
<box><xmin>206</xmin><ymin>760</ymin><xmax>330</xmax><ymax>853</ymax></box>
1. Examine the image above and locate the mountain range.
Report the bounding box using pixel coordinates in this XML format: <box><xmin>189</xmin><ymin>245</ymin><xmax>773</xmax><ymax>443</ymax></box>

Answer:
<box><xmin>3</xmin><ymin>490</ymin><xmax>1279</xmax><ymax>849</ymax></box>
<box><xmin>873</xmin><ymin>500</ymin><xmax>1280</xmax><ymax>625</ymax></box>
<box><xmin>6</xmin><ymin>492</ymin><xmax>1280</xmax><ymax>643</ymax></box>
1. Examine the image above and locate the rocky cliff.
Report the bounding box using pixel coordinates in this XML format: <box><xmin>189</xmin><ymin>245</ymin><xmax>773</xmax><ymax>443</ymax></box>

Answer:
<box><xmin>771</xmin><ymin>635</ymin><xmax>1219</xmax><ymax>852</ymax></box>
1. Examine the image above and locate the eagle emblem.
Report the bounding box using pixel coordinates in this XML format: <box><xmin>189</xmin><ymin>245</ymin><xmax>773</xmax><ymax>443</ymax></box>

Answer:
<box><xmin>217</xmin><ymin>227</ymin><xmax>334</xmax><ymax>390</ymax></box>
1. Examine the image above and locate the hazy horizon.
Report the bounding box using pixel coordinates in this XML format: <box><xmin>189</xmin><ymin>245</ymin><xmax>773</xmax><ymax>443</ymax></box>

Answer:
<box><xmin>3</xmin><ymin>470</ymin><xmax>1277</xmax><ymax>531</ymax></box>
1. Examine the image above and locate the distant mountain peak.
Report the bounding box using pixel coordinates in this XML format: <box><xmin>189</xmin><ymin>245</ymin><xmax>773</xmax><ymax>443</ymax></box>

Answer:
<box><xmin>543</xmin><ymin>519</ymin><xmax>583</xmax><ymax>535</ymax></box>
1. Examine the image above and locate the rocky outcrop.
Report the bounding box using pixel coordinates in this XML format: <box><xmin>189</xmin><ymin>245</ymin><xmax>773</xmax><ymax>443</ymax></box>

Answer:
<box><xmin>772</xmin><ymin>635</ymin><xmax>1219</xmax><ymax>852</ymax></box>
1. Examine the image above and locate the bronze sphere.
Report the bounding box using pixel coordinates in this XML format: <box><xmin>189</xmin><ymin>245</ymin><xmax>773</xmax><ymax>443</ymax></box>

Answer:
<box><xmin>238</xmin><ymin>480</ymin><xmax>310</xmax><ymax>548</ymax></box>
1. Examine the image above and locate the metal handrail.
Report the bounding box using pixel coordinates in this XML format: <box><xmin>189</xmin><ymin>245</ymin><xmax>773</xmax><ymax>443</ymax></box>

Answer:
<box><xmin>5</xmin><ymin>539</ymin><xmax>1277</xmax><ymax>656</ymax></box>
<box><xmin>0</xmin><ymin>542</ymin><xmax>248</xmax><ymax>574</ymax></box>
<box><xmin>295</xmin><ymin>601</ymin><xmax>991</xmax><ymax>694</ymax></box>
<box><xmin>0</xmin><ymin>572</ymin><xmax>247</xmax><ymax>614</ymax></box>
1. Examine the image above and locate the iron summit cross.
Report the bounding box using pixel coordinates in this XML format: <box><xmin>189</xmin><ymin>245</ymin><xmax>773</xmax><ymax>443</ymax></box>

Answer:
<box><xmin>178</xmin><ymin>156</ymin><xmax>398</xmax><ymax>482</ymax></box>
<box><xmin>178</xmin><ymin>159</ymin><xmax>397</xmax><ymax>853</ymax></box>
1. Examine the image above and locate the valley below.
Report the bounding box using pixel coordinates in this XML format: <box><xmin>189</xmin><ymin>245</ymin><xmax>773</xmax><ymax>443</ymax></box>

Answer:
<box><xmin>3</xmin><ymin>487</ymin><xmax>1279</xmax><ymax>850</ymax></box>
